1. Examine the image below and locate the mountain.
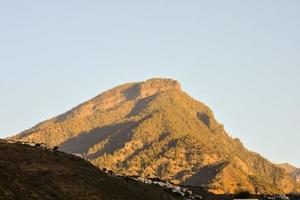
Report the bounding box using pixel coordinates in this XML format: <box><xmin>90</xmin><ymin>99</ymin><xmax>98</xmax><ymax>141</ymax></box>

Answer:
<box><xmin>11</xmin><ymin>78</ymin><xmax>300</xmax><ymax>194</ymax></box>
<box><xmin>279</xmin><ymin>163</ymin><xmax>300</xmax><ymax>184</ymax></box>
<box><xmin>0</xmin><ymin>139</ymin><xmax>182</xmax><ymax>200</ymax></box>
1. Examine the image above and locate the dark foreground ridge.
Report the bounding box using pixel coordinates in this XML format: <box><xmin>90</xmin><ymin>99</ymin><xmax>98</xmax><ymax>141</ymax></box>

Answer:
<box><xmin>0</xmin><ymin>139</ymin><xmax>183</xmax><ymax>200</ymax></box>
<box><xmin>1</xmin><ymin>139</ymin><xmax>299</xmax><ymax>200</ymax></box>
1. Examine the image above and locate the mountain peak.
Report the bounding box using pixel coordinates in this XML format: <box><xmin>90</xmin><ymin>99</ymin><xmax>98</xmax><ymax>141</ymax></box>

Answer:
<box><xmin>139</xmin><ymin>78</ymin><xmax>181</xmax><ymax>97</ymax></box>
<box><xmin>83</xmin><ymin>78</ymin><xmax>181</xmax><ymax>113</ymax></box>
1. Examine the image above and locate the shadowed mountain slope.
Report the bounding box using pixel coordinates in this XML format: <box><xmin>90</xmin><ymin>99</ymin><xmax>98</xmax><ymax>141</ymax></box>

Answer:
<box><xmin>11</xmin><ymin>78</ymin><xmax>300</xmax><ymax>194</ymax></box>
<box><xmin>0</xmin><ymin>139</ymin><xmax>182</xmax><ymax>200</ymax></box>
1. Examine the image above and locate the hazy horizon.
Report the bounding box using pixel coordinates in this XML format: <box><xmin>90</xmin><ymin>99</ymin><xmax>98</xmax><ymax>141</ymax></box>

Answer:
<box><xmin>1</xmin><ymin>1</ymin><xmax>299</xmax><ymax>167</ymax></box>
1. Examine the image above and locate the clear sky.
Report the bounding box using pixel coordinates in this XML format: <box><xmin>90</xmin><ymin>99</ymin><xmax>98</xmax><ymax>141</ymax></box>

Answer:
<box><xmin>0</xmin><ymin>1</ymin><xmax>299</xmax><ymax>167</ymax></box>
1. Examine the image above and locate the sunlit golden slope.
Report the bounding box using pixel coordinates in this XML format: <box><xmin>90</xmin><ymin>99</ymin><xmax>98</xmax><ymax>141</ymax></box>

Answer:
<box><xmin>12</xmin><ymin>78</ymin><xmax>300</xmax><ymax>194</ymax></box>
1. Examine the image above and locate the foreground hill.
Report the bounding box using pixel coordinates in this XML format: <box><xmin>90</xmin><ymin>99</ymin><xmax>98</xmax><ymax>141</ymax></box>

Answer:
<box><xmin>0</xmin><ymin>139</ymin><xmax>182</xmax><ymax>200</ymax></box>
<box><xmin>11</xmin><ymin>78</ymin><xmax>300</xmax><ymax>194</ymax></box>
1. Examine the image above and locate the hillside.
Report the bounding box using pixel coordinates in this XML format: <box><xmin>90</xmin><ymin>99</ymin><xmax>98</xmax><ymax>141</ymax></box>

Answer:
<box><xmin>279</xmin><ymin>163</ymin><xmax>300</xmax><ymax>184</ymax></box>
<box><xmin>11</xmin><ymin>78</ymin><xmax>300</xmax><ymax>194</ymax></box>
<box><xmin>0</xmin><ymin>139</ymin><xmax>183</xmax><ymax>200</ymax></box>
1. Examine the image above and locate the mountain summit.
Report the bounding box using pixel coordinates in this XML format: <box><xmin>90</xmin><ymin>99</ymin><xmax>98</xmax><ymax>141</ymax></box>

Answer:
<box><xmin>12</xmin><ymin>78</ymin><xmax>300</xmax><ymax>194</ymax></box>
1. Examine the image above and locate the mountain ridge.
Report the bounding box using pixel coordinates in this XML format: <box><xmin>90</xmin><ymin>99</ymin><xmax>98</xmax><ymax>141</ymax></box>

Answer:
<box><xmin>11</xmin><ymin>78</ymin><xmax>300</xmax><ymax>194</ymax></box>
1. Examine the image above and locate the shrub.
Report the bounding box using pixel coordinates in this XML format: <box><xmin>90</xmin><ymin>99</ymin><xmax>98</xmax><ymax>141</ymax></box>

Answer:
<box><xmin>234</xmin><ymin>190</ymin><xmax>251</xmax><ymax>199</ymax></box>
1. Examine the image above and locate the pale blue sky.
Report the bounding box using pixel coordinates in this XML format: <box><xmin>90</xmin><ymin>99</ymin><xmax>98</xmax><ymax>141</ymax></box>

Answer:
<box><xmin>0</xmin><ymin>1</ymin><xmax>299</xmax><ymax>166</ymax></box>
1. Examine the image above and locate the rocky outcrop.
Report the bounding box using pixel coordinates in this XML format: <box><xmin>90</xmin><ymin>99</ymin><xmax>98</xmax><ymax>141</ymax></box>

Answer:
<box><xmin>139</xmin><ymin>78</ymin><xmax>181</xmax><ymax>98</ymax></box>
